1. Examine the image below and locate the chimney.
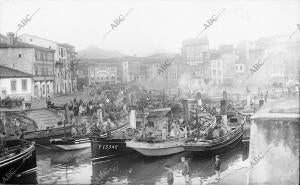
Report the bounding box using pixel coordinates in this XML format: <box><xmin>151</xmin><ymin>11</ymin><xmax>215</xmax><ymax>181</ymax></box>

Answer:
<box><xmin>6</xmin><ymin>32</ymin><xmax>15</xmax><ymax>45</ymax></box>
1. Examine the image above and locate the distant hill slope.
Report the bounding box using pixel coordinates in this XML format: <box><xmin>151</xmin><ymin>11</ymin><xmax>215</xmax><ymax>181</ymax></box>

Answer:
<box><xmin>78</xmin><ymin>45</ymin><xmax>126</xmax><ymax>59</ymax></box>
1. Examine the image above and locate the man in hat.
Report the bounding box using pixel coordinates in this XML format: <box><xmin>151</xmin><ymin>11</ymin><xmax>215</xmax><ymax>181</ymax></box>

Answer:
<box><xmin>214</xmin><ymin>155</ymin><xmax>221</xmax><ymax>180</ymax></box>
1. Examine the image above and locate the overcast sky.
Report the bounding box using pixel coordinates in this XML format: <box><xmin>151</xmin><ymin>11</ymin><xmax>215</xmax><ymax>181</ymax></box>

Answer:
<box><xmin>0</xmin><ymin>0</ymin><xmax>299</xmax><ymax>56</ymax></box>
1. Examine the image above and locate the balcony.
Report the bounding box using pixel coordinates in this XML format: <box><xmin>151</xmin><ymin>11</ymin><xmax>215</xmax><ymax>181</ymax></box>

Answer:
<box><xmin>55</xmin><ymin>60</ymin><xmax>63</xmax><ymax>66</ymax></box>
<box><xmin>33</xmin><ymin>75</ymin><xmax>54</xmax><ymax>81</ymax></box>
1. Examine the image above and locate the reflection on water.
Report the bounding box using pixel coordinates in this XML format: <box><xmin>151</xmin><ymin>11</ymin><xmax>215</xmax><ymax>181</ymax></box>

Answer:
<box><xmin>35</xmin><ymin>142</ymin><xmax>245</xmax><ymax>184</ymax></box>
<box><xmin>36</xmin><ymin>147</ymin><xmax>92</xmax><ymax>184</ymax></box>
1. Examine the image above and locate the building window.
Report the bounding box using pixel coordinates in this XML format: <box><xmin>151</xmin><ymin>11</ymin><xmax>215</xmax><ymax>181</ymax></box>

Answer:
<box><xmin>35</xmin><ymin>66</ymin><xmax>38</xmax><ymax>75</ymax></box>
<box><xmin>11</xmin><ymin>80</ymin><xmax>16</xmax><ymax>91</ymax></box>
<box><xmin>213</xmin><ymin>70</ymin><xmax>216</xmax><ymax>77</ymax></box>
<box><xmin>22</xmin><ymin>79</ymin><xmax>27</xmax><ymax>91</ymax></box>
<box><xmin>42</xmin><ymin>85</ymin><xmax>45</xmax><ymax>95</ymax></box>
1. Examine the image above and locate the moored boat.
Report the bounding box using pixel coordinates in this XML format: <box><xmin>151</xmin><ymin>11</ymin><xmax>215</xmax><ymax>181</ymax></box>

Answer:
<box><xmin>182</xmin><ymin>92</ymin><xmax>244</xmax><ymax>157</ymax></box>
<box><xmin>0</xmin><ymin>139</ymin><xmax>37</xmax><ymax>184</ymax></box>
<box><xmin>125</xmin><ymin>139</ymin><xmax>184</xmax><ymax>157</ymax></box>
<box><xmin>184</xmin><ymin>125</ymin><xmax>243</xmax><ymax>156</ymax></box>
<box><xmin>125</xmin><ymin>107</ymin><xmax>185</xmax><ymax>157</ymax></box>
<box><xmin>91</xmin><ymin>123</ymin><xmax>135</xmax><ymax>161</ymax></box>
<box><xmin>50</xmin><ymin>136</ymin><xmax>90</xmax><ymax>151</ymax></box>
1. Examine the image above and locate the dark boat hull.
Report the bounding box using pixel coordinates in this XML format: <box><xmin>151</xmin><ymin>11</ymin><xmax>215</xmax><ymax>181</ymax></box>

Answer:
<box><xmin>91</xmin><ymin>123</ymin><xmax>136</xmax><ymax>161</ymax></box>
<box><xmin>184</xmin><ymin>127</ymin><xmax>243</xmax><ymax>158</ymax></box>
<box><xmin>50</xmin><ymin>136</ymin><xmax>90</xmax><ymax>151</ymax></box>
<box><xmin>91</xmin><ymin>138</ymin><xmax>134</xmax><ymax>162</ymax></box>
<box><xmin>0</xmin><ymin>140</ymin><xmax>37</xmax><ymax>184</ymax></box>
<box><xmin>23</xmin><ymin>126</ymin><xmax>72</xmax><ymax>145</ymax></box>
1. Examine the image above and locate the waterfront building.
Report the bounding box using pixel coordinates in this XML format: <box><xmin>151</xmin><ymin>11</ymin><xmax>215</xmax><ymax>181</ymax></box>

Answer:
<box><xmin>121</xmin><ymin>56</ymin><xmax>145</xmax><ymax>83</ymax></box>
<box><xmin>181</xmin><ymin>37</ymin><xmax>211</xmax><ymax>94</ymax></box>
<box><xmin>57</xmin><ymin>43</ymin><xmax>77</xmax><ymax>94</ymax></box>
<box><xmin>140</xmin><ymin>54</ymin><xmax>186</xmax><ymax>91</ymax></box>
<box><xmin>0</xmin><ymin>33</ymin><xmax>55</xmax><ymax>98</ymax></box>
<box><xmin>17</xmin><ymin>34</ymin><xmax>77</xmax><ymax>95</ymax></box>
<box><xmin>245</xmin><ymin>35</ymin><xmax>300</xmax><ymax>89</ymax></box>
<box><xmin>0</xmin><ymin>65</ymin><xmax>33</xmax><ymax>100</ymax></box>
<box><xmin>82</xmin><ymin>58</ymin><xmax>123</xmax><ymax>85</ymax></box>
<box><xmin>219</xmin><ymin>46</ymin><xmax>239</xmax><ymax>87</ymax></box>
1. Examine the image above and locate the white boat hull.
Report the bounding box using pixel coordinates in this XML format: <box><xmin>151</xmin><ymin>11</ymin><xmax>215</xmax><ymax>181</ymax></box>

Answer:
<box><xmin>55</xmin><ymin>142</ymin><xmax>91</xmax><ymax>151</ymax></box>
<box><xmin>126</xmin><ymin>140</ymin><xmax>184</xmax><ymax>156</ymax></box>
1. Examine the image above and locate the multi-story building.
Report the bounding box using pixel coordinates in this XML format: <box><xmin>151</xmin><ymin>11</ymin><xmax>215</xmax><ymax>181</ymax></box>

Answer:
<box><xmin>0</xmin><ymin>65</ymin><xmax>33</xmax><ymax>100</ymax></box>
<box><xmin>181</xmin><ymin>37</ymin><xmax>210</xmax><ymax>65</ymax></box>
<box><xmin>121</xmin><ymin>56</ymin><xmax>144</xmax><ymax>83</ymax></box>
<box><xmin>181</xmin><ymin>37</ymin><xmax>212</xmax><ymax>93</ymax></box>
<box><xmin>82</xmin><ymin>58</ymin><xmax>123</xmax><ymax>85</ymax></box>
<box><xmin>0</xmin><ymin>33</ymin><xmax>55</xmax><ymax>98</ymax></box>
<box><xmin>220</xmin><ymin>47</ymin><xmax>238</xmax><ymax>86</ymax></box>
<box><xmin>89</xmin><ymin>65</ymin><xmax>118</xmax><ymax>84</ymax></box>
<box><xmin>18</xmin><ymin>34</ymin><xmax>77</xmax><ymax>95</ymax></box>
<box><xmin>57</xmin><ymin>43</ymin><xmax>77</xmax><ymax>94</ymax></box>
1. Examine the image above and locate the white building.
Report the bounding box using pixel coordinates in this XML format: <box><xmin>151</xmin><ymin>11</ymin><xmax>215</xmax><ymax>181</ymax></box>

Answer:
<box><xmin>210</xmin><ymin>59</ymin><xmax>223</xmax><ymax>86</ymax></box>
<box><xmin>89</xmin><ymin>65</ymin><xmax>118</xmax><ymax>84</ymax></box>
<box><xmin>0</xmin><ymin>65</ymin><xmax>33</xmax><ymax>100</ymax></box>
<box><xmin>18</xmin><ymin>34</ymin><xmax>75</xmax><ymax>94</ymax></box>
<box><xmin>0</xmin><ymin>33</ymin><xmax>55</xmax><ymax>98</ymax></box>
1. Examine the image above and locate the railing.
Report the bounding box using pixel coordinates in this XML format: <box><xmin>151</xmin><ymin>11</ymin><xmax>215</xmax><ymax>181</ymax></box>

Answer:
<box><xmin>6</xmin><ymin>112</ymin><xmax>38</xmax><ymax>130</ymax></box>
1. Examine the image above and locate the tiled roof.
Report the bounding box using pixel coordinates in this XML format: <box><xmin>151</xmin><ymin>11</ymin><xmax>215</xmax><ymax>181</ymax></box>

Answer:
<box><xmin>0</xmin><ymin>65</ymin><xmax>32</xmax><ymax>78</ymax></box>
<box><xmin>0</xmin><ymin>41</ymin><xmax>55</xmax><ymax>52</ymax></box>
<box><xmin>58</xmin><ymin>43</ymin><xmax>74</xmax><ymax>48</ymax></box>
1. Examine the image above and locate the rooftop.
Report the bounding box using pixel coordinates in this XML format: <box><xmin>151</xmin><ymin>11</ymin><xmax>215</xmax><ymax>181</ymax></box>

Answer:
<box><xmin>0</xmin><ymin>41</ymin><xmax>55</xmax><ymax>52</ymax></box>
<box><xmin>0</xmin><ymin>65</ymin><xmax>33</xmax><ymax>78</ymax></box>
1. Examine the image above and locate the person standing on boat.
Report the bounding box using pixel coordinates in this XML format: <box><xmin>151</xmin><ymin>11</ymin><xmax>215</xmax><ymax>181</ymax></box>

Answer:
<box><xmin>181</xmin><ymin>156</ymin><xmax>190</xmax><ymax>183</ymax></box>
<box><xmin>105</xmin><ymin>118</ymin><xmax>112</xmax><ymax>138</ymax></box>
<box><xmin>214</xmin><ymin>155</ymin><xmax>221</xmax><ymax>180</ymax></box>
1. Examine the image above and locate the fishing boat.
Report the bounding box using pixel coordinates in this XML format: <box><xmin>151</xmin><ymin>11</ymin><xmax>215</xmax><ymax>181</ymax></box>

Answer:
<box><xmin>3</xmin><ymin>110</ymin><xmax>74</xmax><ymax>145</ymax></box>
<box><xmin>91</xmin><ymin>122</ymin><xmax>135</xmax><ymax>161</ymax></box>
<box><xmin>125</xmin><ymin>107</ymin><xmax>185</xmax><ymax>157</ymax></box>
<box><xmin>182</xmin><ymin>93</ymin><xmax>244</xmax><ymax>157</ymax></box>
<box><xmin>50</xmin><ymin>135</ymin><xmax>90</xmax><ymax>151</ymax></box>
<box><xmin>184</xmin><ymin>125</ymin><xmax>243</xmax><ymax>155</ymax></box>
<box><xmin>0</xmin><ymin>138</ymin><xmax>37</xmax><ymax>184</ymax></box>
<box><xmin>126</xmin><ymin>139</ymin><xmax>184</xmax><ymax>157</ymax></box>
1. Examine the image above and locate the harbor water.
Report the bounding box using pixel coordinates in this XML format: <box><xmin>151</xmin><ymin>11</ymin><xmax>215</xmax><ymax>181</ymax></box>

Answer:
<box><xmin>34</xmin><ymin>142</ymin><xmax>247</xmax><ymax>185</ymax></box>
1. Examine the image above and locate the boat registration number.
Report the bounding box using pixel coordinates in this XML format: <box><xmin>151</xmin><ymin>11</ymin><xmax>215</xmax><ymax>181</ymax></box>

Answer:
<box><xmin>99</xmin><ymin>145</ymin><xmax>118</xmax><ymax>150</ymax></box>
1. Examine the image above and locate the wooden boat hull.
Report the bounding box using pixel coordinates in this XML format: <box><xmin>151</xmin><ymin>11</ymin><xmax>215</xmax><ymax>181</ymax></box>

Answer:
<box><xmin>125</xmin><ymin>140</ymin><xmax>184</xmax><ymax>157</ymax></box>
<box><xmin>91</xmin><ymin>138</ymin><xmax>134</xmax><ymax>161</ymax></box>
<box><xmin>50</xmin><ymin>137</ymin><xmax>90</xmax><ymax>151</ymax></box>
<box><xmin>24</xmin><ymin>126</ymin><xmax>72</xmax><ymax>145</ymax></box>
<box><xmin>184</xmin><ymin>127</ymin><xmax>243</xmax><ymax>157</ymax></box>
<box><xmin>0</xmin><ymin>140</ymin><xmax>37</xmax><ymax>184</ymax></box>
<box><xmin>91</xmin><ymin>123</ymin><xmax>134</xmax><ymax>161</ymax></box>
